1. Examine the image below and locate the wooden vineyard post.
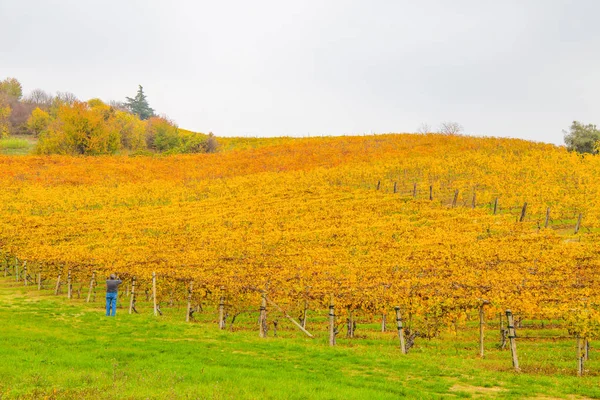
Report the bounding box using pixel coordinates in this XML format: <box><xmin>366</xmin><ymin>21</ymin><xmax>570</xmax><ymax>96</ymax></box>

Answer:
<box><xmin>574</xmin><ymin>213</ymin><xmax>582</xmax><ymax>234</ymax></box>
<box><xmin>23</xmin><ymin>262</ymin><xmax>28</xmax><ymax>286</ymax></box>
<box><xmin>86</xmin><ymin>273</ymin><xmax>95</xmax><ymax>303</ymax></box>
<box><xmin>186</xmin><ymin>280</ymin><xmax>193</xmax><ymax>322</ymax></box>
<box><xmin>479</xmin><ymin>301</ymin><xmax>489</xmax><ymax>358</ymax></box>
<box><xmin>376</xmin><ymin>181</ymin><xmax>380</xmax><ymax>191</ymax></box>
<box><xmin>519</xmin><ymin>202</ymin><xmax>527</xmax><ymax>222</ymax></box>
<box><xmin>395</xmin><ymin>306</ymin><xmax>406</xmax><ymax>354</ymax></box>
<box><xmin>584</xmin><ymin>338</ymin><xmax>589</xmax><ymax>361</ymax></box>
<box><xmin>54</xmin><ymin>274</ymin><xmax>61</xmax><ymax>295</ymax></box>
<box><xmin>429</xmin><ymin>185</ymin><xmax>433</xmax><ymax>201</ymax></box>
<box><xmin>393</xmin><ymin>182</ymin><xmax>397</xmax><ymax>194</ymax></box>
<box><xmin>259</xmin><ymin>293</ymin><xmax>267</xmax><ymax>338</ymax></box>
<box><xmin>506</xmin><ymin>310</ymin><xmax>520</xmax><ymax>372</ymax></box>
<box><xmin>452</xmin><ymin>190</ymin><xmax>459</xmax><ymax>208</ymax></box>
<box><xmin>493</xmin><ymin>197</ymin><xmax>498</xmax><ymax>215</ymax></box>
<box><xmin>545</xmin><ymin>207</ymin><xmax>551</xmax><ymax>228</ymax></box>
<box><xmin>381</xmin><ymin>313</ymin><xmax>387</xmax><ymax>332</ymax></box>
<box><xmin>412</xmin><ymin>183</ymin><xmax>417</xmax><ymax>198</ymax></box>
<box><xmin>218</xmin><ymin>287</ymin><xmax>226</xmax><ymax>330</ymax></box>
<box><xmin>129</xmin><ymin>276</ymin><xmax>137</xmax><ymax>314</ymax></box>
<box><xmin>152</xmin><ymin>272</ymin><xmax>158</xmax><ymax>316</ymax></box>
<box><xmin>328</xmin><ymin>297</ymin><xmax>336</xmax><ymax>346</ymax></box>
<box><xmin>67</xmin><ymin>269</ymin><xmax>72</xmax><ymax>299</ymax></box>
<box><xmin>37</xmin><ymin>271</ymin><xmax>42</xmax><ymax>290</ymax></box>
<box><xmin>15</xmin><ymin>258</ymin><xmax>19</xmax><ymax>282</ymax></box>
<box><xmin>472</xmin><ymin>191</ymin><xmax>476</xmax><ymax>209</ymax></box>
<box><xmin>577</xmin><ymin>337</ymin><xmax>584</xmax><ymax>376</ymax></box>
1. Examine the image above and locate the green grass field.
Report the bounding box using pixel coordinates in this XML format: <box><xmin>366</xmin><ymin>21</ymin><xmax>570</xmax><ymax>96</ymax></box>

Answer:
<box><xmin>0</xmin><ymin>136</ymin><xmax>37</xmax><ymax>155</ymax></box>
<box><xmin>0</xmin><ymin>278</ymin><xmax>598</xmax><ymax>399</ymax></box>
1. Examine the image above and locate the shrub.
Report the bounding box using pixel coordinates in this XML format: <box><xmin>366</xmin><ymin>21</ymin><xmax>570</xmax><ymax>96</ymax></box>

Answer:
<box><xmin>37</xmin><ymin>102</ymin><xmax>120</xmax><ymax>155</ymax></box>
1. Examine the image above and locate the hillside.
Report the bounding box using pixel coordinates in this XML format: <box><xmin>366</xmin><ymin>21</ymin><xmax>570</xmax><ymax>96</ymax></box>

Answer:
<box><xmin>1</xmin><ymin>134</ymin><xmax>599</xmax><ymax>367</ymax></box>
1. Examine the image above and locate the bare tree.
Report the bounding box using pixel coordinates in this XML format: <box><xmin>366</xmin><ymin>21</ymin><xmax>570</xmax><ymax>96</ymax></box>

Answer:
<box><xmin>108</xmin><ymin>100</ymin><xmax>129</xmax><ymax>112</ymax></box>
<box><xmin>438</xmin><ymin>122</ymin><xmax>464</xmax><ymax>135</ymax></box>
<box><xmin>416</xmin><ymin>123</ymin><xmax>432</xmax><ymax>134</ymax></box>
<box><xmin>55</xmin><ymin>91</ymin><xmax>78</xmax><ymax>105</ymax></box>
<box><xmin>24</xmin><ymin>89</ymin><xmax>53</xmax><ymax>109</ymax></box>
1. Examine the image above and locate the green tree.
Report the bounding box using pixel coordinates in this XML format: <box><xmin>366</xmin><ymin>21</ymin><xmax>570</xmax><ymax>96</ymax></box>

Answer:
<box><xmin>125</xmin><ymin>85</ymin><xmax>154</xmax><ymax>120</ymax></box>
<box><xmin>26</xmin><ymin>107</ymin><xmax>51</xmax><ymax>137</ymax></box>
<box><xmin>563</xmin><ymin>121</ymin><xmax>600</xmax><ymax>154</ymax></box>
<box><xmin>0</xmin><ymin>77</ymin><xmax>23</xmax><ymax>100</ymax></box>
<box><xmin>146</xmin><ymin>117</ymin><xmax>179</xmax><ymax>152</ymax></box>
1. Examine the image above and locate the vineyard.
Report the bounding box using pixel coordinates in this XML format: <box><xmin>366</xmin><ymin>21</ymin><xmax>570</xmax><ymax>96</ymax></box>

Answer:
<box><xmin>1</xmin><ymin>133</ymin><xmax>600</xmax><ymax>376</ymax></box>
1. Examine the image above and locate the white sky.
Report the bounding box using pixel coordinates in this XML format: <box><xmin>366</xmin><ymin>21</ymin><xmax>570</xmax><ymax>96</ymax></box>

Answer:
<box><xmin>2</xmin><ymin>0</ymin><xmax>599</xmax><ymax>144</ymax></box>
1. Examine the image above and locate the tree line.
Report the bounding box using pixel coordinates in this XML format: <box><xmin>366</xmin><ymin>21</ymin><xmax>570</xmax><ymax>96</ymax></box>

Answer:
<box><xmin>0</xmin><ymin>77</ymin><xmax>217</xmax><ymax>155</ymax></box>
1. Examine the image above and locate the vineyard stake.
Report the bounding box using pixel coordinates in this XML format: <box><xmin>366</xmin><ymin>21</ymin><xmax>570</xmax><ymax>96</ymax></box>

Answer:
<box><xmin>472</xmin><ymin>191</ymin><xmax>476</xmax><ymax>209</ymax></box>
<box><xmin>519</xmin><ymin>203</ymin><xmax>527</xmax><ymax>222</ymax></box>
<box><xmin>381</xmin><ymin>313</ymin><xmax>387</xmax><ymax>332</ymax></box>
<box><xmin>86</xmin><ymin>272</ymin><xmax>95</xmax><ymax>303</ymax></box>
<box><xmin>15</xmin><ymin>258</ymin><xmax>19</xmax><ymax>282</ymax></box>
<box><xmin>54</xmin><ymin>274</ymin><xmax>61</xmax><ymax>295</ymax></box>
<box><xmin>259</xmin><ymin>293</ymin><xmax>267</xmax><ymax>338</ymax></box>
<box><xmin>129</xmin><ymin>276</ymin><xmax>137</xmax><ymax>314</ymax></box>
<box><xmin>412</xmin><ymin>183</ymin><xmax>417</xmax><ymax>198</ymax></box>
<box><xmin>152</xmin><ymin>272</ymin><xmax>158</xmax><ymax>316</ymax></box>
<box><xmin>393</xmin><ymin>182</ymin><xmax>397</xmax><ymax>194</ymax></box>
<box><xmin>67</xmin><ymin>269</ymin><xmax>72</xmax><ymax>299</ymax></box>
<box><xmin>493</xmin><ymin>198</ymin><xmax>498</xmax><ymax>215</ymax></box>
<box><xmin>577</xmin><ymin>337</ymin><xmax>584</xmax><ymax>376</ymax></box>
<box><xmin>506</xmin><ymin>310</ymin><xmax>520</xmax><ymax>372</ymax></box>
<box><xmin>429</xmin><ymin>185</ymin><xmax>433</xmax><ymax>201</ymax></box>
<box><xmin>37</xmin><ymin>271</ymin><xmax>42</xmax><ymax>290</ymax></box>
<box><xmin>479</xmin><ymin>301</ymin><xmax>490</xmax><ymax>358</ymax></box>
<box><xmin>376</xmin><ymin>181</ymin><xmax>380</xmax><ymax>190</ymax></box>
<box><xmin>264</xmin><ymin>296</ymin><xmax>314</xmax><ymax>338</ymax></box>
<box><xmin>218</xmin><ymin>287</ymin><xmax>226</xmax><ymax>329</ymax></box>
<box><xmin>329</xmin><ymin>297</ymin><xmax>336</xmax><ymax>346</ymax></box>
<box><xmin>186</xmin><ymin>280</ymin><xmax>193</xmax><ymax>322</ymax></box>
<box><xmin>574</xmin><ymin>213</ymin><xmax>582</xmax><ymax>234</ymax></box>
<box><xmin>395</xmin><ymin>306</ymin><xmax>406</xmax><ymax>354</ymax></box>
<box><xmin>23</xmin><ymin>262</ymin><xmax>28</xmax><ymax>286</ymax></box>
<box><xmin>545</xmin><ymin>207</ymin><xmax>550</xmax><ymax>228</ymax></box>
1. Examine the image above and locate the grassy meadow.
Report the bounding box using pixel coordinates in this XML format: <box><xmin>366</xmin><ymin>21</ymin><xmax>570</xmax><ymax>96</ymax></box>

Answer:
<box><xmin>1</xmin><ymin>277</ymin><xmax>599</xmax><ymax>400</ymax></box>
<box><xmin>0</xmin><ymin>136</ymin><xmax>36</xmax><ymax>155</ymax></box>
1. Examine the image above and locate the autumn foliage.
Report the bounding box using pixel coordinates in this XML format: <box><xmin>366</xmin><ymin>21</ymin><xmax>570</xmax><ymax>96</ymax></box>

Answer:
<box><xmin>1</xmin><ymin>134</ymin><xmax>599</xmax><ymax>338</ymax></box>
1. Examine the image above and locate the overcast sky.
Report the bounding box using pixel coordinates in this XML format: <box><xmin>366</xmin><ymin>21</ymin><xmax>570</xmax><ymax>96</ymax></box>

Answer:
<box><xmin>1</xmin><ymin>0</ymin><xmax>599</xmax><ymax>144</ymax></box>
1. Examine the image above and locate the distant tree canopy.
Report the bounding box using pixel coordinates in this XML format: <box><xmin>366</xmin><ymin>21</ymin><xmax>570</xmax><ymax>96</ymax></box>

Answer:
<box><xmin>563</xmin><ymin>121</ymin><xmax>600</xmax><ymax>154</ymax></box>
<box><xmin>125</xmin><ymin>85</ymin><xmax>154</xmax><ymax>120</ymax></box>
<box><xmin>438</xmin><ymin>122</ymin><xmax>464</xmax><ymax>135</ymax></box>
<box><xmin>0</xmin><ymin>77</ymin><xmax>216</xmax><ymax>155</ymax></box>
<box><xmin>0</xmin><ymin>77</ymin><xmax>23</xmax><ymax>100</ymax></box>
